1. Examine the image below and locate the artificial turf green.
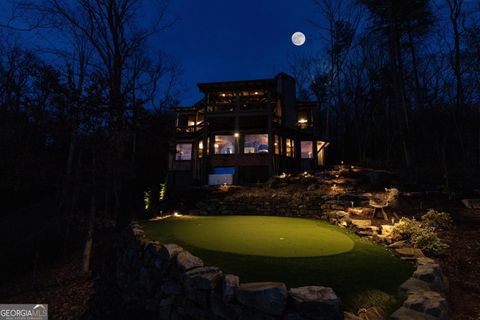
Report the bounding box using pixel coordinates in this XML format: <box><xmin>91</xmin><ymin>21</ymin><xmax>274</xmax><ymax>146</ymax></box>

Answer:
<box><xmin>145</xmin><ymin>215</ymin><xmax>354</xmax><ymax>257</ymax></box>
<box><xmin>141</xmin><ymin>215</ymin><xmax>414</xmax><ymax>312</ymax></box>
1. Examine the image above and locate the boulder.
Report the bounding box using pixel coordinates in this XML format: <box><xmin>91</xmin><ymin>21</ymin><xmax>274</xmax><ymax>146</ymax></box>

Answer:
<box><xmin>159</xmin><ymin>279</ymin><xmax>182</xmax><ymax>295</ymax></box>
<box><xmin>210</xmin><ymin>292</ymin><xmax>243</xmax><ymax>320</ymax></box>
<box><xmin>180</xmin><ymin>298</ymin><xmax>215</xmax><ymax>320</ymax></box>
<box><xmin>399</xmin><ymin>278</ymin><xmax>431</xmax><ymax>294</ymax></box>
<box><xmin>413</xmin><ymin>265</ymin><xmax>444</xmax><ymax>291</ymax></box>
<box><xmin>132</xmin><ymin>227</ymin><xmax>145</xmax><ymax>238</ymax></box>
<box><xmin>351</xmin><ymin>219</ymin><xmax>372</xmax><ymax>227</ymax></box>
<box><xmin>344</xmin><ymin>312</ymin><xmax>362</xmax><ymax>320</ymax></box>
<box><xmin>347</xmin><ymin>207</ymin><xmax>371</xmax><ymax>216</ymax></box>
<box><xmin>183</xmin><ymin>266</ymin><xmax>223</xmax><ymax>290</ymax></box>
<box><xmin>144</xmin><ymin>241</ymin><xmax>161</xmax><ymax>266</ymax></box>
<box><xmin>160</xmin><ymin>244</ymin><xmax>183</xmax><ymax>261</ymax></box>
<box><xmin>389</xmin><ymin>241</ymin><xmax>408</xmax><ymax>249</ymax></box>
<box><xmin>357</xmin><ymin>306</ymin><xmax>385</xmax><ymax>320</ymax></box>
<box><xmin>236</xmin><ymin>282</ymin><xmax>287</xmax><ymax>316</ymax></box>
<box><xmin>416</xmin><ymin>257</ymin><xmax>436</xmax><ymax>266</ymax></box>
<box><xmin>381</xmin><ymin>225</ymin><xmax>394</xmax><ymax>236</ymax></box>
<box><xmin>176</xmin><ymin>250</ymin><xmax>204</xmax><ymax>271</ymax></box>
<box><xmin>223</xmin><ymin>274</ymin><xmax>240</xmax><ymax>302</ymax></box>
<box><xmin>138</xmin><ymin>266</ymin><xmax>154</xmax><ymax>294</ymax></box>
<box><xmin>334</xmin><ymin>211</ymin><xmax>349</xmax><ymax>219</ymax></box>
<box><xmin>395</xmin><ymin>248</ymin><xmax>425</xmax><ymax>259</ymax></box>
<box><xmin>390</xmin><ymin>307</ymin><xmax>437</xmax><ymax>320</ymax></box>
<box><xmin>461</xmin><ymin>198</ymin><xmax>480</xmax><ymax>209</ymax></box>
<box><xmin>403</xmin><ymin>291</ymin><xmax>447</xmax><ymax>319</ymax></box>
<box><xmin>289</xmin><ymin>286</ymin><xmax>343</xmax><ymax>320</ymax></box>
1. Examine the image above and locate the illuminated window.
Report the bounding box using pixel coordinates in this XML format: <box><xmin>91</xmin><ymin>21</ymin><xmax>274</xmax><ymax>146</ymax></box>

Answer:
<box><xmin>274</xmin><ymin>135</ymin><xmax>281</xmax><ymax>155</ymax></box>
<box><xmin>301</xmin><ymin>141</ymin><xmax>313</xmax><ymax>159</ymax></box>
<box><xmin>198</xmin><ymin>140</ymin><xmax>204</xmax><ymax>158</ymax></box>
<box><xmin>214</xmin><ymin>135</ymin><xmax>235</xmax><ymax>154</ymax></box>
<box><xmin>286</xmin><ymin>138</ymin><xmax>295</xmax><ymax>157</ymax></box>
<box><xmin>244</xmin><ymin>134</ymin><xmax>269</xmax><ymax>154</ymax></box>
<box><xmin>175</xmin><ymin>143</ymin><xmax>192</xmax><ymax>160</ymax></box>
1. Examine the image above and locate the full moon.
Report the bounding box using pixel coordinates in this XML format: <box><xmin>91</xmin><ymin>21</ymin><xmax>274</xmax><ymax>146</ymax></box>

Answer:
<box><xmin>291</xmin><ymin>32</ymin><xmax>306</xmax><ymax>46</ymax></box>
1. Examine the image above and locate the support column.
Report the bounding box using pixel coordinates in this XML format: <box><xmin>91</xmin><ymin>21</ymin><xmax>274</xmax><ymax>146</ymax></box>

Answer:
<box><xmin>234</xmin><ymin>93</ymin><xmax>240</xmax><ymax>184</ymax></box>
<box><xmin>267</xmin><ymin>94</ymin><xmax>274</xmax><ymax>177</ymax></box>
<box><xmin>201</xmin><ymin>93</ymin><xmax>209</xmax><ymax>185</ymax></box>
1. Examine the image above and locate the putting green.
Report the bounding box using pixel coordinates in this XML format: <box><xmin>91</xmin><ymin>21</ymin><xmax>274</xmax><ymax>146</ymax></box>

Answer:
<box><xmin>142</xmin><ymin>215</ymin><xmax>414</xmax><ymax>312</ymax></box>
<box><xmin>142</xmin><ymin>215</ymin><xmax>354</xmax><ymax>257</ymax></box>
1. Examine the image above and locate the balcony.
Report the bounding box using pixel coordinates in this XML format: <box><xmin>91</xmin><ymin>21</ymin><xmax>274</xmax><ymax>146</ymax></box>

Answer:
<box><xmin>176</xmin><ymin>122</ymin><xmax>204</xmax><ymax>134</ymax></box>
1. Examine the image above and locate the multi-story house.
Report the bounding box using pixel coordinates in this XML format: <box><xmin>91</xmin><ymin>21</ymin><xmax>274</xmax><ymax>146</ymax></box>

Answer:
<box><xmin>169</xmin><ymin>73</ymin><xmax>329</xmax><ymax>190</ymax></box>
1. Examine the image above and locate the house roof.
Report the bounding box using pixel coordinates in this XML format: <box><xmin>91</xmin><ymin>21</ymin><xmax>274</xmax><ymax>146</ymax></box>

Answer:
<box><xmin>197</xmin><ymin>78</ymin><xmax>276</xmax><ymax>91</ymax></box>
<box><xmin>197</xmin><ymin>72</ymin><xmax>294</xmax><ymax>92</ymax></box>
<box><xmin>174</xmin><ymin>99</ymin><xmax>204</xmax><ymax>111</ymax></box>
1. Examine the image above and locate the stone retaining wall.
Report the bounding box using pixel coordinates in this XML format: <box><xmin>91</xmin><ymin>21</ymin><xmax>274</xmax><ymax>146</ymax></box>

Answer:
<box><xmin>117</xmin><ymin>223</ymin><xmax>344</xmax><ymax>320</ymax></box>
<box><xmin>192</xmin><ymin>193</ymin><xmax>365</xmax><ymax>218</ymax></box>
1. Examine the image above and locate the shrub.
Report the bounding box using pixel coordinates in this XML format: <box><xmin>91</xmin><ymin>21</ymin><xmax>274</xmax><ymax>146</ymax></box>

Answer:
<box><xmin>411</xmin><ymin>229</ymin><xmax>449</xmax><ymax>256</ymax></box>
<box><xmin>266</xmin><ymin>177</ymin><xmax>280</xmax><ymax>189</ymax></box>
<box><xmin>421</xmin><ymin>209</ymin><xmax>453</xmax><ymax>231</ymax></box>
<box><xmin>392</xmin><ymin>217</ymin><xmax>422</xmax><ymax>240</ymax></box>
<box><xmin>392</xmin><ymin>215</ymin><xmax>450</xmax><ymax>256</ymax></box>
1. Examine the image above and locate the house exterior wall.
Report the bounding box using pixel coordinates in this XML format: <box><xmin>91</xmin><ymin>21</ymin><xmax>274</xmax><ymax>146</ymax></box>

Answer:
<box><xmin>168</xmin><ymin>73</ymin><xmax>328</xmax><ymax>191</ymax></box>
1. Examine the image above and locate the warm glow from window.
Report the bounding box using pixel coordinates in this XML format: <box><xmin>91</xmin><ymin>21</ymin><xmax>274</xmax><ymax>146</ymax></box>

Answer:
<box><xmin>301</xmin><ymin>141</ymin><xmax>313</xmax><ymax>159</ymax></box>
<box><xmin>176</xmin><ymin>143</ymin><xmax>192</xmax><ymax>160</ymax></box>
<box><xmin>286</xmin><ymin>138</ymin><xmax>295</xmax><ymax>157</ymax></box>
<box><xmin>214</xmin><ymin>135</ymin><xmax>235</xmax><ymax>154</ymax></box>
<box><xmin>244</xmin><ymin>134</ymin><xmax>269</xmax><ymax>154</ymax></box>
<box><xmin>198</xmin><ymin>141</ymin><xmax>203</xmax><ymax>158</ymax></box>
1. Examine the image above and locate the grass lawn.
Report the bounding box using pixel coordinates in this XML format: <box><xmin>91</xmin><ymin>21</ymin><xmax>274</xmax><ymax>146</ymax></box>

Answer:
<box><xmin>141</xmin><ymin>215</ymin><xmax>414</xmax><ymax>313</ymax></box>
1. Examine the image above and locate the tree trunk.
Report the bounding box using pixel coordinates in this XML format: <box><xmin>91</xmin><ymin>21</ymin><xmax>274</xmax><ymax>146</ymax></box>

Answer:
<box><xmin>408</xmin><ymin>32</ymin><xmax>424</xmax><ymax>110</ymax></box>
<box><xmin>82</xmin><ymin>194</ymin><xmax>96</xmax><ymax>274</ymax></box>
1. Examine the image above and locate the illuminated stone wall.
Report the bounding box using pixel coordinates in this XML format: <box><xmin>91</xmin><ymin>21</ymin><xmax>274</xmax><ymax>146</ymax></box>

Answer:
<box><xmin>117</xmin><ymin>223</ymin><xmax>343</xmax><ymax>320</ymax></box>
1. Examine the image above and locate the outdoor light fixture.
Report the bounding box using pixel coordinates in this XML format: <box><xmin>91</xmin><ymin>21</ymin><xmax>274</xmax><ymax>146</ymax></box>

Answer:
<box><xmin>221</xmin><ymin>93</ymin><xmax>226</xmax><ymax>97</ymax></box>
<box><xmin>298</xmin><ymin>119</ymin><xmax>308</xmax><ymax>124</ymax></box>
<box><xmin>174</xmin><ymin>212</ymin><xmax>182</xmax><ymax>217</ymax></box>
<box><xmin>254</xmin><ymin>91</ymin><xmax>259</xmax><ymax>95</ymax></box>
<box><xmin>234</xmin><ymin>132</ymin><xmax>240</xmax><ymax>138</ymax></box>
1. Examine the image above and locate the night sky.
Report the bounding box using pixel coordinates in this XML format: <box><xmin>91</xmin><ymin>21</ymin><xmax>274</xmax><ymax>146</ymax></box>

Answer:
<box><xmin>158</xmin><ymin>0</ymin><xmax>325</xmax><ymax>105</ymax></box>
